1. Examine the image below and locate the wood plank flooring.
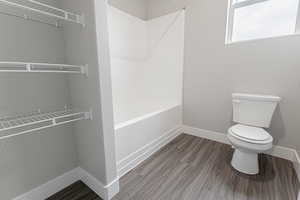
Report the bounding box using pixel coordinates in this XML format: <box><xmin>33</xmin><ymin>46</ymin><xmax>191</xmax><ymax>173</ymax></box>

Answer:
<box><xmin>46</xmin><ymin>181</ymin><xmax>102</xmax><ymax>200</ymax></box>
<box><xmin>113</xmin><ymin>134</ymin><xmax>300</xmax><ymax>200</ymax></box>
<box><xmin>47</xmin><ymin>134</ymin><xmax>299</xmax><ymax>200</ymax></box>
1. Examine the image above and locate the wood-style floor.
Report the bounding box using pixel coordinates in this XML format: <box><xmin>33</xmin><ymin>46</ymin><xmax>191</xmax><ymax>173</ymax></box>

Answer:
<box><xmin>46</xmin><ymin>181</ymin><xmax>102</xmax><ymax>200</ymax></box>
<box><xmin>48</xmin><ymin>134</ymin><xmax>300</xmax><ymax>200</ymax></box>
<box><xmin>113</xmin><ymin>134</ymin><xmax>300</xmax><ymax>200</ymax></box>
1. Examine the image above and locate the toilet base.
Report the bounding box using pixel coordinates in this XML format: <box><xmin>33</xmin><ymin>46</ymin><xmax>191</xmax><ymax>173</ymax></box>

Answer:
<box><xmin>231</xmin><ymin>149</ymin><xmax>259</xmax><ymax>175</ymax></box>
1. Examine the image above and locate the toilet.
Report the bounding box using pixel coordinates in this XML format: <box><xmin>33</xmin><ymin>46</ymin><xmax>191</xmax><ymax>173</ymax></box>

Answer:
<box><xmin>227</xmin><ymin>93</ymin><xmax>281</xmax><ymax>175</ymax></box>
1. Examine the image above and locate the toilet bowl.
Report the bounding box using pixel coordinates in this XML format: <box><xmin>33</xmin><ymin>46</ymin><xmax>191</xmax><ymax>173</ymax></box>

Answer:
<box><xmin>229</xmin><ymin>93</ymin><xmax>280</xmax><ymax>175</ymax></box>
<box><xmin>227</xmin><ymin>124</ymin><xmax>273</xmax><ymax>174</ymax></box>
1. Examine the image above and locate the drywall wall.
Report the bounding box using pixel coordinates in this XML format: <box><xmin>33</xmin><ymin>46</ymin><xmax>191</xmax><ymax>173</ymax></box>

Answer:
<box><xmin>0</xmin><ymin>1</ymin><xmax>77</xmax><ymax>199</ymax></box>
<box><xmin>94</xmin><ymin>0</ymin><xmax>119</xmax><ymax>186</ymax></box>
<box><xmin>147</xmin><ymin>0</ymin><xmax>300</xmax><ymax>150</ymax></box>
<box><xmin>108</xmin><ymin>7</ymin><xmax>184</xmax><ymax>124</ymax></box>
<box><xmin>109</xmin><ymin>0</ymin><xmax>148</xmax><ymax>20</ymax></box>
<box><xmin>108</xmin><ymin>0</ymin><xmax>186</xmax><ymax>20</ymax></box>
<box><xmin>61</xmin><ymin>0</ymin><xmax>118</xmax><ymax>185</ymax></box>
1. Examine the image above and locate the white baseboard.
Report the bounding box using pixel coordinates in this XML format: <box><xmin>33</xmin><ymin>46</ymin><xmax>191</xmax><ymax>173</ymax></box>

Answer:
<box><xmin>104</xmin><ymin>177</ymin><xmax>120</xmax><ymax>200</ymax></box>
<box><xmin>182</xmin><ymin>125</ymin><xmax>297</xmax><ymax>162</ymax></box>
<box><xmin>294</xmin><ymin>152</ymin><xmax>300</xmax><ymax>200</ymax></box>
<box><xmin>268</xmin><ymin>145</ymin><xmax>296</xmax><ymax>162</ymax></box>
<box><xmin>183</xmin><ymin>125</ymin><xmax>230</xmax><ymax>145</ymax></box>
<box><xmin>13</xmin><ymin>168</ymin><xmax>81</xmax><ymax>200</ymax></box>
<box><xmin>13</xmin><ymin>167</ymin><xmax>119</xmax><ymax>200</ymax></box>
<box><xmin>296</xmin><ymin>152</ymin><xmax>300</xmax><ymax>200</ymax></box>
<box><xmin>77</xmin><ymin>168</ymin><xmax>119</xmax><ymax>200</ymax></box>
<box><xmin>292</xmin><ymin>151</ymin><xmax>300</xmax><ymax>200</ymax></box>
<box><xmin>293</xmin><ymin>150</ymin><xmax>300</xmax><ymax>182</ymax></box>
<box><xmin>117</xmin><ymin>126</ymin><xmax>182</xmax><ymax>178</ymax></box>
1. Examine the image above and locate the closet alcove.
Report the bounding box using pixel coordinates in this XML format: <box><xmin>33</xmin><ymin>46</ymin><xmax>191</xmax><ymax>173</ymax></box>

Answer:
<box><xmin>0</xmin><ymin>0</ymin><xmax>118</xmax><ymax>199</ymax></box>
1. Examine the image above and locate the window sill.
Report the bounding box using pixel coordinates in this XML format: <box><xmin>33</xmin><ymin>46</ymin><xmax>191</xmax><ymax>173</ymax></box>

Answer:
<box><xmin>225</xmin><ymin>32</ymin><xmax>300</xmax><ymax>45</ymax></box>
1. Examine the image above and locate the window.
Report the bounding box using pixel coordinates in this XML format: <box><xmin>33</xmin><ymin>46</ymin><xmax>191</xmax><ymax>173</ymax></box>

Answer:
<box><xmin>226</xmin><ymin>0</ymin><xmax>300</xmax><ymax>43</ymax></box>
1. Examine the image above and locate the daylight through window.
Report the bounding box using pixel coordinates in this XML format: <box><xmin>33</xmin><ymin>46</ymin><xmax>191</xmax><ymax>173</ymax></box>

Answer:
<box><xmin>226</xmin><ymin>0</ymin><xmax>300</xmax><ymax>43</ymax></box>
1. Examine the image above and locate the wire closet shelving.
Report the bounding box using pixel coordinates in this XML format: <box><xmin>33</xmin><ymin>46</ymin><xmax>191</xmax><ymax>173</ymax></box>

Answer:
<box><xmin>0</xmin><ymin>0</ymin><xmax>85</xmax><ymax>26</ymax></box>
<box><xmin>0</xmin><ymin>1</ymin><xmax>91</xmax><ymax>139</ymax></box>
<box><xmin>0</xmin><ymin>62</ymin><xmax>88</xmax><ymax>75</ymax></box>
<box><xmin>0</xmin><ymin>108</ymin><xmax>92</xmax><ymax>140</ymax></box>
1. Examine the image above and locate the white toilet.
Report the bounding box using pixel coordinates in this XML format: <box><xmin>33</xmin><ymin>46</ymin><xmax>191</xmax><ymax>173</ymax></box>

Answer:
<box><xmin>227</xmin><ymin>93</ymin><xmax>281</xmax><ymax>175</ymax></box>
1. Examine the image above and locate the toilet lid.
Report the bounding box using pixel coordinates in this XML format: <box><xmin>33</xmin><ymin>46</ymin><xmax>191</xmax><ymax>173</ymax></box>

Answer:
<box><xmin>230</xmin><ymin>124</ymin><xmax>271</xmax><ymax>141</ymax></box>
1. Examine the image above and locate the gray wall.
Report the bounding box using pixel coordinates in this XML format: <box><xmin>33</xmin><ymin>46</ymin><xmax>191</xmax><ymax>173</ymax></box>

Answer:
<box><xmin>108</xmin><ymin>0</ymin><xmax>186</xmax><ymax>20</ymax></box>
<box><xmin>62</xmin><ymin>0</ymin><xmax>118</xmax><ymax>185</ymax></box>
<box><xmin>147</xmin><ymin>0</ymin><xmax>300</xmax><ymax>151</ymax></box>
<box><xmin>109</xmin><ymin>0</ymin><xmax>148</xmax><ymax>20</ymax></box>
<box><xmin>147</xmin><ymin>0</ymin><xmax>187</xmax><ymax>19</ymax></box>
<box><xmin>108</xmin><ymin>0</ymin><xmax>185</xmax><ymax>20</ymax></box>
<box><xmin>0</xmin><ymin>1</ymin><xmax>77</xmax><ymax>199</ymax></box>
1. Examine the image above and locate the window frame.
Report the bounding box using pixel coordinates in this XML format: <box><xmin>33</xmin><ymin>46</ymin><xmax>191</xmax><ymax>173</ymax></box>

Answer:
<box><xmin>226</xmin><ymin>0</ymin><xmax>300</xmax><ymax>43</ymax></box>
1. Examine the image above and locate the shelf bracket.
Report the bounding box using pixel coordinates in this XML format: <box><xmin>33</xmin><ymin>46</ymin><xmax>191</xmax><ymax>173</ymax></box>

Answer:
<box><xmin>81</xmin><ymin>64</ymin><xmax>88</xmax><ymax>77</ymax></box>
<box><xmin>78</xmin><ymin>14</ymin><xmax>85</xmax><ymax>27</ymax></box>
<box><xmin>85</xmin><ymin>109</ymin><xmax>93</xmax><ymax>120</ymax></box>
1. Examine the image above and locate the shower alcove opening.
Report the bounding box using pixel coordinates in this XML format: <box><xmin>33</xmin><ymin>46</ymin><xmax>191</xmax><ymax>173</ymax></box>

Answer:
<box><xmin>108</xmin><ymin>6</ymin><xmax>185</xmax><ymax>177</ymax></box>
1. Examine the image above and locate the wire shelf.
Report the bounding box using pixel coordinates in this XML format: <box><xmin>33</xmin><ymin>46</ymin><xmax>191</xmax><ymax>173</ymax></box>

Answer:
<box><xmin>0</xmin><ymin>108</ymin><xmax>92</xmax><ymax>140</ymax></box>
<box><xmin>0</xmin><ymin>0</ymin><xmax>85</xmax><ymax>26</ymax></box>
<box><xmin>0</xmin><ymin>62</ymin><xmax>88</xmax><ymax>75</ymax></box>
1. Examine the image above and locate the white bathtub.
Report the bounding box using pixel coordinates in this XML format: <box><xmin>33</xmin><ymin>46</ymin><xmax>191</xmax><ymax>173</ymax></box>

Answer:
<box><xmin>114</xmin><ymin>104</ymin><xmax>182</xmax><ymax>177</ymax></box>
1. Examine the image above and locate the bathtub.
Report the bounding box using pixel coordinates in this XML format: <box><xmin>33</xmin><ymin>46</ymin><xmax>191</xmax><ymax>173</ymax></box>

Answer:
<box><xmin>114</xmin><ymin>104</ymin><xmax>182</xmax><ymax>177</ymax></box>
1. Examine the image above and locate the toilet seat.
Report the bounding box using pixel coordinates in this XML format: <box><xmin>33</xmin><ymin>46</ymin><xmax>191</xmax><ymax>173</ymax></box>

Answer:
<box><xmin>228</xmin><ymin>124</ymin><xmax>273</xmax><ymax>144</ymax></box>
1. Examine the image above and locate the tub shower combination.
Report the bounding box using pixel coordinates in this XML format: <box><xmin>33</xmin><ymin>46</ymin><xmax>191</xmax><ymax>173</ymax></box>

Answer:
<box><xmin>108</xmin><ymin>7</ymin><xmax>185</xmax><ymax>176</ymax></box>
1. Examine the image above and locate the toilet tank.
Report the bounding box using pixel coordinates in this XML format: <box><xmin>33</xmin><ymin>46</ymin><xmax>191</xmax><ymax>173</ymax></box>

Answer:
<box><xmin>232</xmin><ymin>93</ymin><xmax>281</xmax><ymax>128</ymax></box>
